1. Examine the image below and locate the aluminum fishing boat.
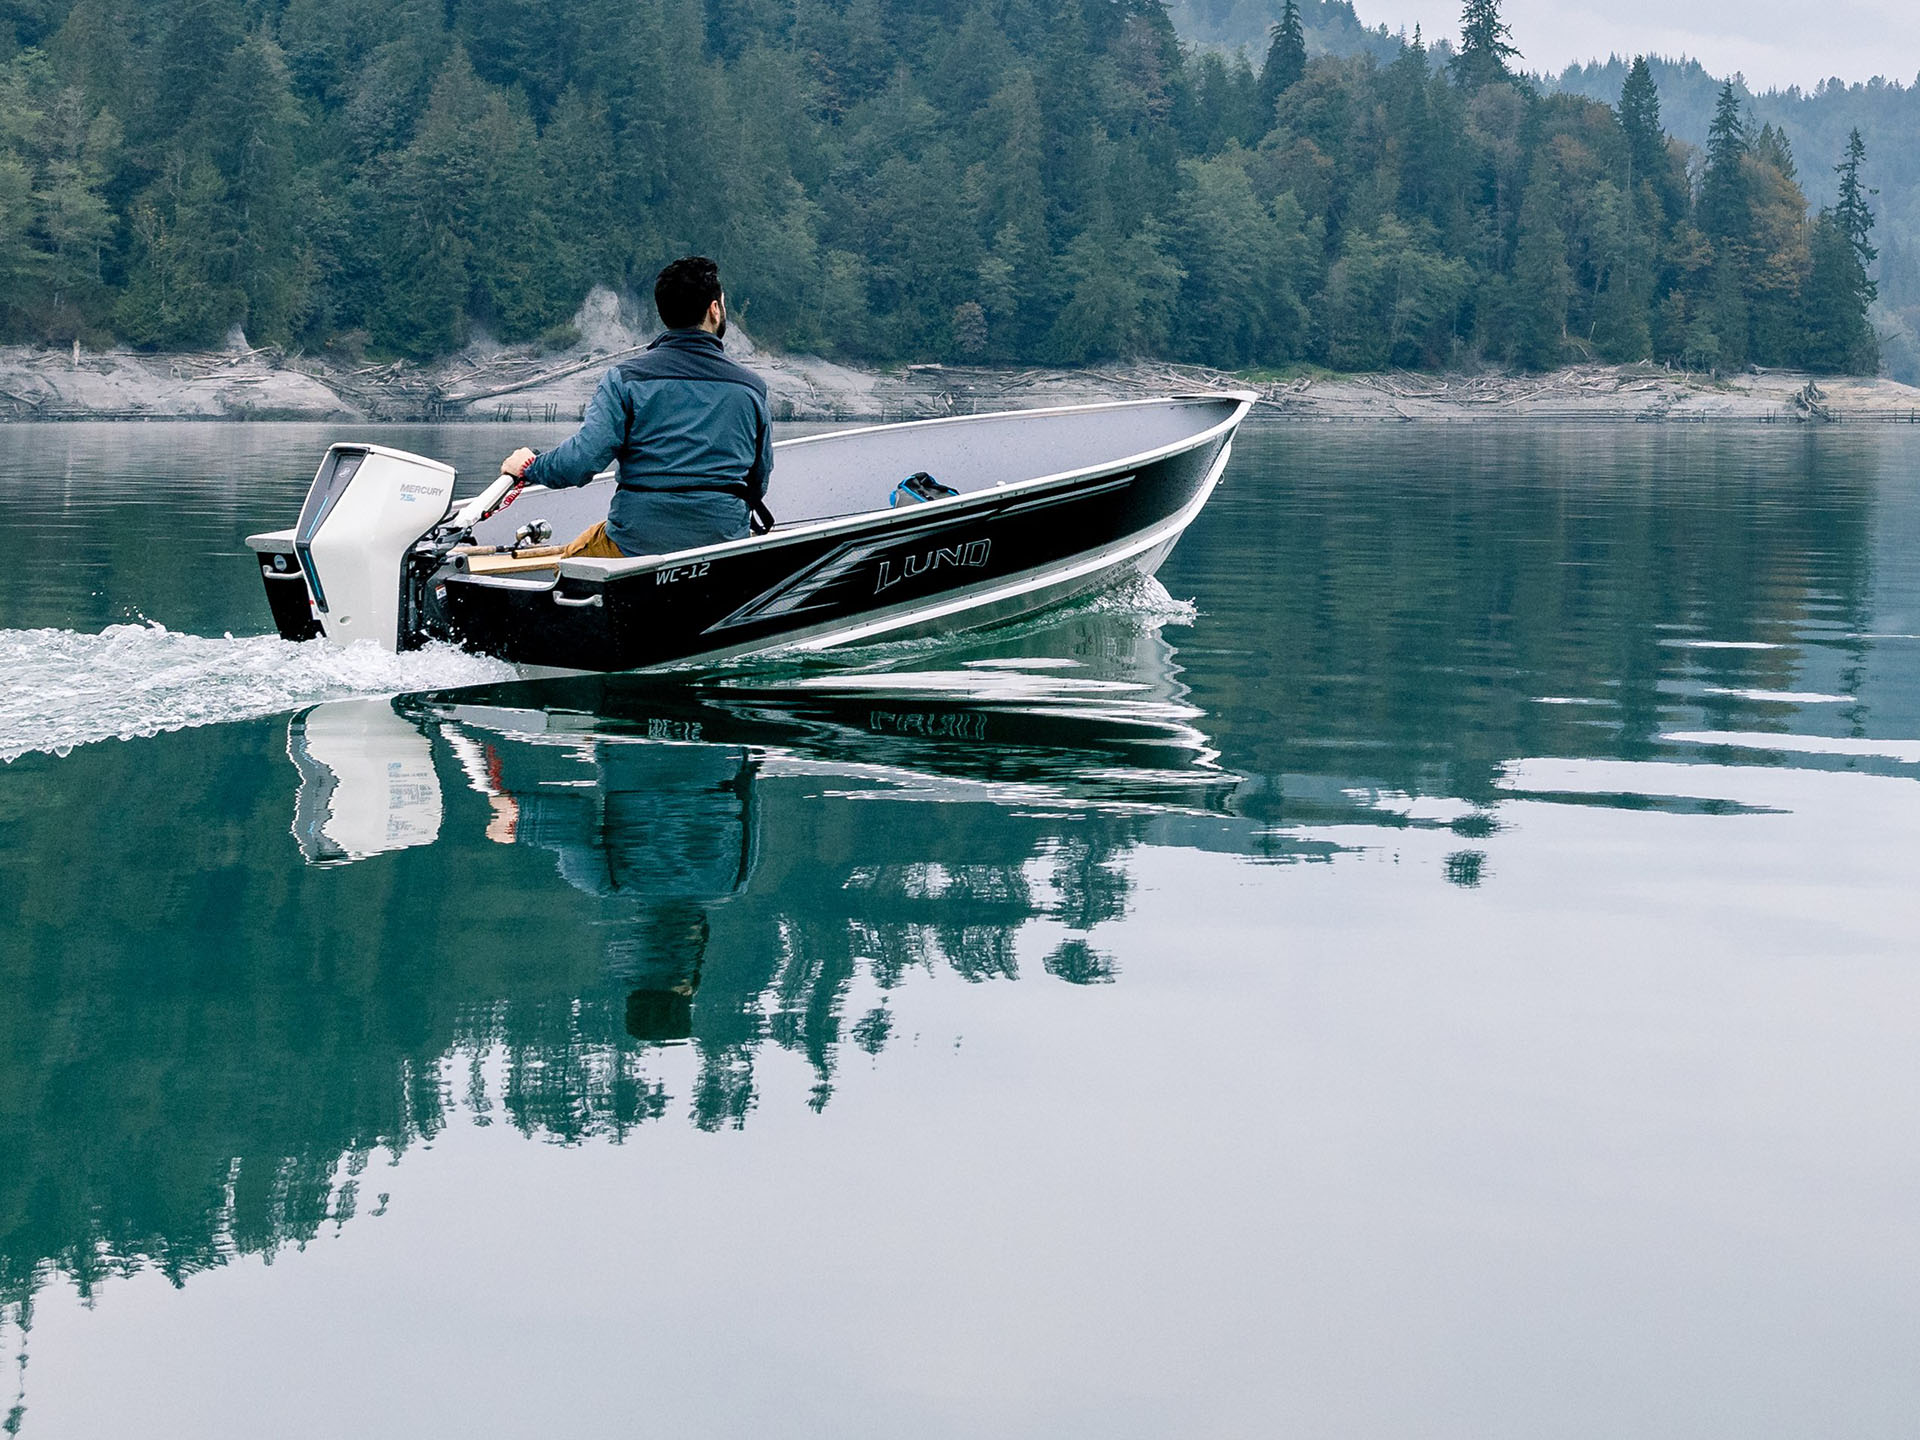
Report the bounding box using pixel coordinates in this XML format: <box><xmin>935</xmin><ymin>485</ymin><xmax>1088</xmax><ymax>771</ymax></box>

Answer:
<box><xmin>246</xmin><ymin>392</ymin><xmax>1253</xmax><ymax>671</ymax></box>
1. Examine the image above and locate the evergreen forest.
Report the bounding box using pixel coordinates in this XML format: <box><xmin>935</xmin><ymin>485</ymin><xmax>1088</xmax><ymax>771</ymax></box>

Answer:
<box><xmin>0</xmin><ymin>0</ymin><xmax>1883</xmax><ymax>372</ymax></box>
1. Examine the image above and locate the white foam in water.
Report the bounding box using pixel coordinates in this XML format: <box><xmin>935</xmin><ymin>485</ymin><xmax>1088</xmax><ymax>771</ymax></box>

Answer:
<box><xmin>1083</xmin><ymin>574</ymin><xmax>1198</xmax><ymax>625</ymax></box>
<box><xmin>0</xmin><ymin>622</ymin><xmax>517</xmax><ymax>762</ymax></box>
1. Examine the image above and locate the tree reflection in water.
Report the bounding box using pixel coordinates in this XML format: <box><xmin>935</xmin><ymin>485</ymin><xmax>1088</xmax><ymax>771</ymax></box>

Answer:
<box><xmin>0</xmin><ymin>610</ymin><xmax>1242</xmax><ymax>1324</ymax></box>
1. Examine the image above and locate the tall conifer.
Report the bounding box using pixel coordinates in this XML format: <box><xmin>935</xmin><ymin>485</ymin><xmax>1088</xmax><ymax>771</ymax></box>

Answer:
<box><xmin>1511</xmin><ymin>163</ymin><xmax>1569</xmax><ymax>368</ymax></box>
<box><xmin>1387</xmin><ymin>28</ymin><xmax>1436</xmax><ymax>222</ymax></box>
<box><xmin>1618</xmin><ymin>58</ymin><xmax>1661</xmax><ymax>187</ymax></box>
<box><xmin>1693</xmin><ymin>79</ymin><xmax>1755</xmax><ymax>365</ymax></box>
<box><xmin>1751</xmin><ymin>123</ymin><xmax>1794</xmax><ymax>179</ymax></box>
<box><xmin>1801</xmin><ymin>208</ymin><xmax>1878</xmax><ymax>373</ymax></box>
<box><xmin>1798</xmin><ymin>129</ymin><xmax>1880</xmax><ymax>374</ymax></box>
<box><xmin>1699</xmin><ymin>81</ymin><xmax>1749</xmax><ymax>246</ymax></box>
<box><xmin>1835</xmin><ymin>127</ymin><xmax>1877</xmax><ymax>279</ymax></box>
<box><xmin>1450</xmin><ymin>0</ymin><xmax>1518</xmax><ymax>91</ymax></box>
<box><xmin>1257</xmin><ymin>0</ymin><xmax>1306</xmax><ymax>124</ymax></box>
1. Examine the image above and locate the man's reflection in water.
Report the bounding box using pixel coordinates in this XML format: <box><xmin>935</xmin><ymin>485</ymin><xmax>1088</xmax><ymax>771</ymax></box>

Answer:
<box><xmin>456</xmin><ymin>732</ymin><xmax>757</xmax><ymax>1045</ymax></box>
<box><xmin>617</xmin><ymin>904</ymin><xmax>710</xmax><ymax>1042</ymax></box>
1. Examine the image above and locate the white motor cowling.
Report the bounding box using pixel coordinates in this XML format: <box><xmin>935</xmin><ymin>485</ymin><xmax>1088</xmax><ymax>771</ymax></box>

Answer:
<box><xmin>294</xmin><ymin>443</ymin><xmax>456</xmax><ymax>649</ymax></box>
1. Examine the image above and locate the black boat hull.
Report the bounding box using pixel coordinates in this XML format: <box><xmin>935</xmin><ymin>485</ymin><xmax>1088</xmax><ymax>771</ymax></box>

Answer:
<box><xmin>426</xmin><ymin>425</ymin><xmax>1233</xmax><ymax>672</ymax></box>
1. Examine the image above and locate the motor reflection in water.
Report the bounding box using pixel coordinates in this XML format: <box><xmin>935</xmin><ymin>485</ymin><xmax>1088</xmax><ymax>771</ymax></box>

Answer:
<box><xmin>287</xmin><ymin>699</ymin><xmax>443</xmax><ymax>865</ymax></box>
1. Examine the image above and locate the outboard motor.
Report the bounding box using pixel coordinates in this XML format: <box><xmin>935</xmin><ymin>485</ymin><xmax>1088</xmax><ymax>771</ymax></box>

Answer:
<box><xmin>248</xmin><ymin>443</ymin><xmax>525</xmax><ymax>650</ymax></box>
<box><xmin>284</xmin><ymin>443</ymin><xmax>457</xmax><ymax>649</ymax></box>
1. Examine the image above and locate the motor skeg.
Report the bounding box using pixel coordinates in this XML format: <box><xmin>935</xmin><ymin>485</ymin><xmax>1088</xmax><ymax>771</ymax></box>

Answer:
<box><xmin>295</xmin><ymin>443</ymin><xmax>455</xmax><ymax>650</ymax></box>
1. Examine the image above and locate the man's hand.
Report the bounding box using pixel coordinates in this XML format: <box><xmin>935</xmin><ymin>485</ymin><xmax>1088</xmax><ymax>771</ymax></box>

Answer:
<box><xmin>501</xmin><ymin>446</ymin><xmax>537</xmax><ymax>479</ymax></box>
<box><xmin>485</xmin><ymin>793</ymin><xmax>520</xmax><ymax>845</ymax></box>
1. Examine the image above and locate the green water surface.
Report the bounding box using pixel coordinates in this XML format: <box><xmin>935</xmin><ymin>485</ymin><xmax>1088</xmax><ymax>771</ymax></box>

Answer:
<box><xmin>1</xmin><ymin>420</ymin><xmax>1917</xmax><ymax>1438</ymax></box>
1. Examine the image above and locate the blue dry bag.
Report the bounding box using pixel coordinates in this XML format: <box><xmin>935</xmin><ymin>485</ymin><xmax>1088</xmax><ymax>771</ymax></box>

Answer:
<box><xmin>889</xmin><ymin>472</ymin><xmax>959</xmax><ymax>507</ymax></box>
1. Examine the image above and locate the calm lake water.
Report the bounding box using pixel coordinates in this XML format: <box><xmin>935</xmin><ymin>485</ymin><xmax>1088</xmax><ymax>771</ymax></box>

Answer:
<box><xmin>2</xmin><ymin>419</ymin><xmax>1918</xmax><ymax>1438</ymax></box>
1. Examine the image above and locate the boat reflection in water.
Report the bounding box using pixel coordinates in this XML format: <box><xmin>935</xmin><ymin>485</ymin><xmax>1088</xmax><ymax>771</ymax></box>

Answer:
<box><xmin>280</xmin><ymin>599</ymin><xmax>1246</xmax><ymax>1094</ymax></box>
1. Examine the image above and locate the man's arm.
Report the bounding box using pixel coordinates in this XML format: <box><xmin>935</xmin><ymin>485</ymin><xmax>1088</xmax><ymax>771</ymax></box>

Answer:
<box><xmin>506</xmin><ymin>371</ymin><xmax>626</xmax><ymax>489</ymax></box>
<box><xmin>746</xmin><ymin>393</ymin><xmax>773</xmax><ymax>501</ymax></box>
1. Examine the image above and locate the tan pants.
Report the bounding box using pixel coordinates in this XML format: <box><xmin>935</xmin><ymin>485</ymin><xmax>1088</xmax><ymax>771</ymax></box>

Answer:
<box><xmin>561</xmin><ymin>521</ymin><xmax>626</xmax><ymax>558</ymax></box>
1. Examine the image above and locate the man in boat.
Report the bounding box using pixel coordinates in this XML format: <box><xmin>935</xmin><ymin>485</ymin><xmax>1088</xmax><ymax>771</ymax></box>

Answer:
<box><xmin>500</xmin><ymin>255</ymin><xmax>774</xmax><ymax>557</ymax></box>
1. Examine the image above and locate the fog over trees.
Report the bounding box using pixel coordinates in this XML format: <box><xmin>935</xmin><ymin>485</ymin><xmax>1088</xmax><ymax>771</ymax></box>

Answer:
<box><xmin>0</xmin><ymin>0</ymin><xmax>1881</xmax><ymax>372</ymax></box>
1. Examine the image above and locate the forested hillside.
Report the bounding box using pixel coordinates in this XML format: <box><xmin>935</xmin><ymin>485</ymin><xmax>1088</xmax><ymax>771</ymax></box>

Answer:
<box><xmin>1551</xmin><ymin>56</ymin><xmax>1920</xmax><ymax>378</ymax></box>
<box><xmin>0</xmin><ymin>0</ymin><xmax>1881</xmax><ymax>373</ymax></box>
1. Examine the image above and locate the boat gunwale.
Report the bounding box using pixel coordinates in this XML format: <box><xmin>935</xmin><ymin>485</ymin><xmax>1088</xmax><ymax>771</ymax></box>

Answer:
<box><xmin>249</xmin><ymin>392</ymin><xmax>1252</xmax><ymax>564</ymax></box>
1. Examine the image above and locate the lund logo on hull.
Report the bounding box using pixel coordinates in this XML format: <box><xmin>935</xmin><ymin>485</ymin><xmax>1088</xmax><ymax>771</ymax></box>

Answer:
<box><xmin>876</xmin><ymin>539</ymin><xmax>991</xmax><ymax>594</ymax></box>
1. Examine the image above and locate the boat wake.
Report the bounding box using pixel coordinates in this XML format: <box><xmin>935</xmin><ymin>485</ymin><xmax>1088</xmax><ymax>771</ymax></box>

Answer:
<box><xmin>0</xmin><ymin>579</ymin><xmax>1200</xmax><ymax>763</ymax></box>
<box><xmin>1080</xmin><ymin>573</ymin><xmax>1199</xmax><ymax>625</ymax></box>
<box><xmin>0</xmin><ymin>622</ymin><xmax>516</xmax><ymax>763</ymax></box>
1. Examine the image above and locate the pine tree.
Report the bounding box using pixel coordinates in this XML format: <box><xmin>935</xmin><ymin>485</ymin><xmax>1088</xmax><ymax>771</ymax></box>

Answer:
<box><xmin>1047</xmin><ymin>217</ymin><xmax>1183</xmax><ymax>362</ymax></box>
<box><xmin>1256</xmin><ymin>0</ymin><xmax>1305</xmax><ymax>125</ymax></box>
<box><xmin>1744</xmin><ymin>135</ymin><xmax>1811</xmax><ymax>366</ymax></box>
<box><xmin>1698</xmin><ymin>80</ymin><xmax>1749</xmax><ymax>247</ymax></box>
<box><xmin>1800</xmin><ymin>208</ymin><xmax>1877</xmax><ymax>373</ymax></box>
<box><xmin>1604</xmin><ymin>57</ymin><xmax>1666</xmax><ymax>357</ymax></box>
<box><xmin>145</xmin><ymin>0</ymin><xmax>246</xmax><ymax>143</ymax></box>
<box><xmin>1170</xmin><ymin>153</ymin><xmax>1310</xmax><ymax>366</ymax></box>
<box><xmin>1589</xmin><ymin>181</ymin><xmax>1652</xmax><ymax>360</ymax></box>
<box><xmin>1320</xmin><ymin>217</ymin><xmax>1467</xmax><ymax>369</ymax></box>
<box><xmin>1797</xmin><ymin>131</ymin><xmax>1880</xmax><ymax>375</ymax></box>
<box><xmin>31</xmin><ymin>87</ymin><xmax>117</xmax><ymax>334</ymax></box>
<box><xmin>1702</xmin><ymin>252</ymin><xmax>1748</xmax><ymax>369</ymax></box>
<box><xmin>1834</xmin><ymin>127</ymin><xmax>1876</xmax><ymax>283</ymax></box>
<box><xmin>373</xmin><ymin>45</ymin><xmax>565</xmax><ymax>354</ymax></box>
<box><xmin>1616</xmin><ymin>54</ymin><xmax>1686</xmax><ymax>227</ymax></box>
<box><xmin>0</xmin><ymin>152</ymin><xmax>37</xmax><ymax>329</ymax></box>
<box><xmin>1450</xmin><ymin>0</ymin><xmax>1518</xmax><ymax>92</ymax></box>
<box><xmin>196</xmin><ymin>34</ymin><xmax>311</xmax><ymax>343</ymax></box>
<box><xmin>1693</xmin><ymin>80</ymin><xmax>1753</xmax><ymax>365</ymax></box>
<box><xmin>1386</xmin><ymin>28</ymin><xmax>1436</xmax><ymax>223</ymax></box>
<box><xmin>1511</xmin><ymin>163</ymin><xmax>1570</xmax><ymax>368</ymax></box>
<box><xmin>1618</xmin><ymin>56</ymin><xmax>1661</xmax><ymax>185</ymax></box>
<box><xmin>116</xmin><ymin>153</ymin><xmax>244</xmax><ymax>347</ymax></box>
<box><xmin>1751</xmin><ymin>122</ymin><xmax>1794</xmax><ymax>180</ymax></box>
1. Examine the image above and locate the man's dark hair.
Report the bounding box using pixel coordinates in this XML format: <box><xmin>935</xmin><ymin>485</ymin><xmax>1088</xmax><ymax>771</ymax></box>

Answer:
<box><xmin>655</xmin><ymin>256</ymin><xmax>722</xmax><ymax>329</ymax></box>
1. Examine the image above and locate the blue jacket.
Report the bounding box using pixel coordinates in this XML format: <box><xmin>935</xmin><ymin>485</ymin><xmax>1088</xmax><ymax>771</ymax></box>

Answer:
<box><xmin>525</xmin><ymin>329</ymin><xmax>773</xmax><ymax>556</ymax></box>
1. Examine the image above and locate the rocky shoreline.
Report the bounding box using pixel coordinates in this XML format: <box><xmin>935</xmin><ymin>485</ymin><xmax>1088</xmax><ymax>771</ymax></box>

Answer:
<box><xmin>3</xmin><ymin>289</ymin><xmax>1918</xmax><ymax>425</ymax></box>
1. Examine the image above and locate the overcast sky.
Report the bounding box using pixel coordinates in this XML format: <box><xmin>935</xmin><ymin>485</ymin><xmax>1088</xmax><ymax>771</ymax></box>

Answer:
<box><xmin>1362</xmin><ymin>0</ymin><xmax>1920</xmax><ymax>92</ymax></box>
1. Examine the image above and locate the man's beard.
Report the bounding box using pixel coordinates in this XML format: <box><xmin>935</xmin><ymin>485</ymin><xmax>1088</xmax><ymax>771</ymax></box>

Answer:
<box><xmin>715</xmin><ymin>302</ymin><xmax>728</xmax><ymax>340</ymax></box>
